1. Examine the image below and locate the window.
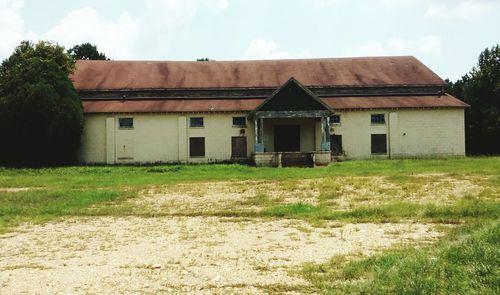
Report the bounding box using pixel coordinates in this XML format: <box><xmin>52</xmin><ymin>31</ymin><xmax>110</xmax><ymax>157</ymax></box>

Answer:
<box><xmin>190</xmin><ymin>117</ymin><xmax>204</xmax><ymax>127</ymax></box>
<box><xmin>330</xmin><ymin>115</ymin><xmax>341</xmax><ymax>125</ymax></box>
<box><xmin>189</xmin><ymin>137</ymin><xmax>205</xmax><ymax>157</ymax></box>
<box><xmin>330</xmin><ymin>135</ymin><xmax>343</xmax><ymax>155</ymax></box>
<box><xmin>371</xmin><ymin>114</ymin><xmax>385</xmax><ymax>124</ymax></box>
<box><xmin>232</xmin><ymin>116</ymin><xmax>247</xmax><ymax>127</ymax></box>
<box><xmin>371</xmin><ymin>134</ymin><xmax>387</xmax><ymax>154</ymax></box>
<box><xmin>231</xmin><ymin>136</ymin><xmax>247</xmax><ymax>158</ymax></box>
<box><xmin>119</xmin><ymin>118</ymin><xmax>134</xmax><ymax>129</ymax></box>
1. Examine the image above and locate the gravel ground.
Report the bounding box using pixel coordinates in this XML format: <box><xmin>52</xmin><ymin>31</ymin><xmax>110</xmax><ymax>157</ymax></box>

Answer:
<box><xmin>0</xmin><ymin>216</ymin><xmax>441</xmax><ymax>294</ymax></box>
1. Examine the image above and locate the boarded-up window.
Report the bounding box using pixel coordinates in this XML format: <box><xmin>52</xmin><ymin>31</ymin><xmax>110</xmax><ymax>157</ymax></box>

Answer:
<box><xmin>231</xmin><ymin>136</ymin><xmax>247</xmax><ymax>158</ymax></box>
<box><xmin>330</xmin><ymin>135</ymin><xmax>342</xmax><ymax>155</ymax></box>
<box><xmin>189</xmin><ymin>137</ymin><xmax>205</xmax><ymax>157</ymax></box>
<box><xmin>371</xmin><ymin>134</ymin><xmax>387</xmax><ymax>154</ymax></box>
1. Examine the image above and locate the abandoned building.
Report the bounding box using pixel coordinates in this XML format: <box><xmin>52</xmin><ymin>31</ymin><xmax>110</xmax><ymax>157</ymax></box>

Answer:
<box><xmin>72</xmin><ymin>56</ymin><xmax>469</xmax><ymax>167</ymax></box>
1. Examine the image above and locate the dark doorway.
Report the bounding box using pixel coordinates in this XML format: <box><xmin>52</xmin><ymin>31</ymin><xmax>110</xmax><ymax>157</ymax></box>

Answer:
<box><xmin>330</xmin><ymin>134</ymin><xmax>343</xmax><ymax>155</ymax></box>
<box><xmin>231</xmin><ymin>136</ymin><xmax>247</xmax><ymax>158</ymax></box>
<box><xmin>274</xmin><ymin>125</ymin><xmax>300</xmax><ymax>152</ymax></box>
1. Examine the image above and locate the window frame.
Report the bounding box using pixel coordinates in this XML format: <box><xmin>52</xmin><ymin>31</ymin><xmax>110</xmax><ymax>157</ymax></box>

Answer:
<box><xmin>371</xmin><ymin>114</ymin><xmax>386</xmax><ymax>125</ymax></box>
<box><xmin>189</xmin><ymin>137</ymin><xmax>206</xmax><ymax>158</ymax></box>
<box><xmin>371</xmin><ymin>134</ymin><xmax>387</xmax><ymax>155</ymax></box>
<box><xmin>189</xmin><ymin>117</ymin><xmax>204</xmax><ymax>128</ymax></box>
<box><xmin>232</xmin><ymin>116</ymin><xmax>247</xmax><ymax>128</ymax></box>
<box><xmin>118</xmin><ymin>117</ymin><xmax>134</xmax><ymax>129</ymax></box>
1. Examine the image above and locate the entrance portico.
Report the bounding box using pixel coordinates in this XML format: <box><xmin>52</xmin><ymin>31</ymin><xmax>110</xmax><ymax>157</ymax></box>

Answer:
<box><xmin>251</xmin><ymin>78</ymin><xmax>333</xmax><ymax>167</ymax></box>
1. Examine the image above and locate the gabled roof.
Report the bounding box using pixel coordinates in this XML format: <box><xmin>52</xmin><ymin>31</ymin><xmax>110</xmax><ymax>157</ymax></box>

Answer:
<box><xmin>254</xmin><ymin>77</ymin><xmax>331</xmax><ymax>112</ymax></box>
<box><xmin>72</xmin><ymin>56</ymin><xmax>445</xmax><ymax>90</ymax></box>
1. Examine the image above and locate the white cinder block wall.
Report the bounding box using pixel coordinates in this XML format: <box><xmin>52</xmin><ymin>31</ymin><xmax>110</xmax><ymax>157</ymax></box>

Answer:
<box><xmin>78</xmin><ymin>113</ymin><xmax>253</xmax><ymax>164</ymax></box>
<box><xmin>78</xmin><ymin>108</ymin><xmax>466</xmax><ymax>164</ymax></box>
<box><xmin>331</xmin><ymin>109</ymin><xmax>466</xmax><ymax>159</ymax></box>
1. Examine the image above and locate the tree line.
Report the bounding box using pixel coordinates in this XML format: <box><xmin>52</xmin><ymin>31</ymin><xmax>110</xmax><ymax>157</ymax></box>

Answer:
<box><xmin>0</xmin><ymin>41</ymin><xmax>498</xmax><ymax>166</ymax></box>
<box><xmin>446</xmin><ymin>45</ymin><xmax>500</xmax><ymax>155</ymax></box>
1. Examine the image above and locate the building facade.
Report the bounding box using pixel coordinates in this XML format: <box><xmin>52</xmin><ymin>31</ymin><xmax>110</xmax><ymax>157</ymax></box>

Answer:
<box><xmin>73</xmin><ymin>56</ymin><xmax>469</xmax><ymax>167</ymax></box>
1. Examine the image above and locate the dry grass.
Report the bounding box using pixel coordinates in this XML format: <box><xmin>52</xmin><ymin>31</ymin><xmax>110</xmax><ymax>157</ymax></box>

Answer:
<box><xmin>130</xmin><ymin>174</ymin><xmax>488</xmax><ymax>216</ymax></box>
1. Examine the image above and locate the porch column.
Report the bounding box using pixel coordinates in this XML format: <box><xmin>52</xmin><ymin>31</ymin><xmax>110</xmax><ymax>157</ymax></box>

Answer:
<box><xmin>320</xmin><ymin>116</ymin><xmax>331</xmax><ymax>151</ymax></box>
<box><xmin>254</xmin><ymin>118</ymin><xmax>264</xmax><ymax>152</ymax></box>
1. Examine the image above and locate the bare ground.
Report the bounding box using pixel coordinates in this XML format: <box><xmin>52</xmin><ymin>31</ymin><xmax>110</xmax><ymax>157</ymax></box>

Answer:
<box><xmin>134</xmin><ymin>174</ymin><xmax>485</xmax><ymax>214</ymax></box>
<box><xmin>0</xmin><ymin>216</ymin><xmax>442</xmax><ymax>294</ymax></box>
<box><xmin>1</xmin><ymin>175</ymin><xmax>477</xmax><ymax>294</ymax></box>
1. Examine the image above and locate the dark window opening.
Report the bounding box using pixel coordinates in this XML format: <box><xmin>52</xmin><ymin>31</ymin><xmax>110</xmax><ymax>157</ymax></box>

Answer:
<box><xmin>371</xmin><ymin>134</ymin><xmax>387</xmax><ymax>154</ymax></box>
<box><xmin>189</xmin><ymin>137</ymin><xmax>205</xmax><ymax>157</ymax></box>
<box><xmin>330</xmin><ymin>115</ymin><xmax>341</xmax><ymax>124</ymax></box>
<box><xmin>371</xmin><ymin>114</ymin><xmax>385</xmax><ymax>124</ymax></box>
<box><xmin>190</xmin><ymin>117</ymin><xmax>204</xmax><ymax>127</ymax></box>
<box><xmin>231</xmin><ymin>136</ymin><xmax>247</xmax><ymax>158</ymax></box>
<box><xmin>330</xmin><ymin>134</ymin><xmax>343</xmax><ymax>155</ymax></box>
<box><xmin>119</xmin><ymin>118</ymin><xmax>134</xmax><ymax>129</ymax></box>
<box><xmin>232</xmin><ymin>117</ymin><xmax>246</xmax><ymax>127</ymax></box>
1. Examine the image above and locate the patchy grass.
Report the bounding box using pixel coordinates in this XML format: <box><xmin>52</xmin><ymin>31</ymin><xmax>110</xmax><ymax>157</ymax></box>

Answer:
<box><xmin>0</xmin><ymin>157</ymin><xmax>499</xmax><ymax>293</ymax></box>
<box><xmin>0</xmin><ymin>189</ymin><xmax>126</xmax><ymax>232</ymax></box>
<box><xmin>1</xmin><ymin>157</ymin><xmax>499</xmax><ymax>189</ymax></box>
<box><xmin>263</xmin><ymin>198</ymin><xmax>499</xmax><ymax>223</ymax></box>
<box><xmin>299</xmin><ymin>219</ymin><xmax>500</xmax><ymax>294</ymax></box>
<box><xmin>2</xmin><ymin>157</ymin><xmax>497</xmax><ymax>232</ymax></box>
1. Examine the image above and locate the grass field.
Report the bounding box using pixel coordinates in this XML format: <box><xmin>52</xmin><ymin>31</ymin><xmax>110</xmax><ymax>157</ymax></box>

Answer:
<box><xmin>1</xmin><ymin>157</ymin><xmax>499</xmax><ymax>294</ymax></box>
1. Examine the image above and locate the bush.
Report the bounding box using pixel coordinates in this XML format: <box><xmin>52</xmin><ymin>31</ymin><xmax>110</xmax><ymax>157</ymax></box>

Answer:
<box><xmin>0</xmin><ymin>41</ymin><xmax>83</xmax><ymax>166</ymax></box>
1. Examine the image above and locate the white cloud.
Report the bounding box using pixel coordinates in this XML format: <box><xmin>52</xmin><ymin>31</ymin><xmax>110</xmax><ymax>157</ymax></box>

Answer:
<box><xmin>314</xmin><ymin>0</ymin><xmax>346</xmax><ymax>8</ymax></box>
<box><xmin>344</xmin><ymin>35</ymin><xmax>443</xmax><ymax>57</ymax></box>
<box><xmin>243</xmin><ymin>38</ymin><xmax>292</xmax><ymax>60</ymax></box>
<box><xmin>42</xmin><ymin>7</ymin><xmax>140</xmax><ymax>59</ymax></box>
<box><xmin>243</xmin><ymin>38</ymin><xmax>313</xmax><ymax>60</ymax></box>
<box><xmin>0</xmin><ymin>0</ymin><xmax>36</xmax><ymax>59</ymax></box>
<box><xmin>425</xmin><ymin>0</ymin><xmax>497</xmax><ymax>20</ymax></box>
<box><xmin>203</xmin><ymin>0</ymin><xmax>229</xmax><ymax>11</ymax></box>
<box><xmin>1</xmin><ymin>0</ymin><xmax>231</xmax><ymax>61</ymax></box>
<box><xmin>378</xmin><ymin>0</ymin><xmax>417</xmax><ymax>7</ymax></box>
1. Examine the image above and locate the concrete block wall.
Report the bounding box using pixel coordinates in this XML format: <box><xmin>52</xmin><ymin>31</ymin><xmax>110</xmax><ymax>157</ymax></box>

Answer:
<box><xmin>331</xmin><ymin>108</ymin><xmax>466</xmax><ymax>159</ymax></box>
<box><xmin>254</xmin><ymin>153</ymin><xmax>279</xmax><ymax>167</ymax></box>
<box><xmin>78</xmin><ymin>112</ymin><xmax>252</xmax><ymax>164</ymax></box>
<box><xmin>78</xmin><ymin>108</ymin><xmax>466</xmax><ymax>164</ymax></box>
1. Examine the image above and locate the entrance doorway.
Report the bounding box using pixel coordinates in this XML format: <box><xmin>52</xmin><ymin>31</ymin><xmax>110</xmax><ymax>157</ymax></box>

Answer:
<box><xmin>274</xmin><ymin>125</ymin><xmax>300</xmax><ymax>152</ymax></box>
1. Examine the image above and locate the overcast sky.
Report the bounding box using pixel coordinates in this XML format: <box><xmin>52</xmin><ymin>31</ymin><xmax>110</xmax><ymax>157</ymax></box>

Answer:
<box><xmin>1</xmin><ymin>0</ymin><xmax>499</xmax><ymax>81</ymax></box>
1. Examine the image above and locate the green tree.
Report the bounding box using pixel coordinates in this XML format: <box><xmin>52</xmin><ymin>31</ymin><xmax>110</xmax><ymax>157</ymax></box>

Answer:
<box><xmin>450</xmin><ymin>45</ymin><xmax>500</xmax><ymax>154</ymax></box>
<box><xmin>68</xmin><ymin>43</ymin><xmax>109</xmax><ymax>60</ymax></box>
<box><xmin>0</xmin><ymin>41</ymin><xmax>83</xmax><ymax>166</ymax></box>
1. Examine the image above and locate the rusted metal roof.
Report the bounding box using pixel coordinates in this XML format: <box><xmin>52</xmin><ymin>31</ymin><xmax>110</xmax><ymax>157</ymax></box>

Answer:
<box><xmin>322</xmin><ymin>94</ymin><xmax>469</xmax><ymax>110</ymax></box>
<box><xmin>72</xmin><ymin>56</ymin><xmax>444</xmax><ymax>90</ymax></box>
<box><xmin>83</xmin><ymin>95</ymin><xmax>468</xmax><ymax>113</ymax></box>
<box><xmin>82</xmin><ymin>99</ymin><xmax>264</xmax><ymax>113</ymax></box>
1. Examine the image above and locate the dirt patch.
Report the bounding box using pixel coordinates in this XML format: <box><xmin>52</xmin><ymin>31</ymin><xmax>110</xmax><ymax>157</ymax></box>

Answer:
<box><xmin>0</xmin><ymin>187</ymin><xmax>39</xmax><ymax>193</ymax></box>
<box><xmin>134</xmin><ymin>180</ymin><xmax>321</xmax><ymax>214</ymax></box>
<box><xmin>133</xmin><ymin>175</ymin><xmax>484</xmax><ymax>214</ymax></box>
<box><xmin>0</xmin><ymin>217</ymin><xmax>441</xmax><ymax>294</ymax></box>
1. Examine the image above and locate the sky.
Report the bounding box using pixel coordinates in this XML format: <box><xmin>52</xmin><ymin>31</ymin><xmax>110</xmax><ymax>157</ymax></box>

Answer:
<box><xmin>1</xmin><ymin>0</ymin><xmax>499</xmax><ymax>81</ymax></box>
